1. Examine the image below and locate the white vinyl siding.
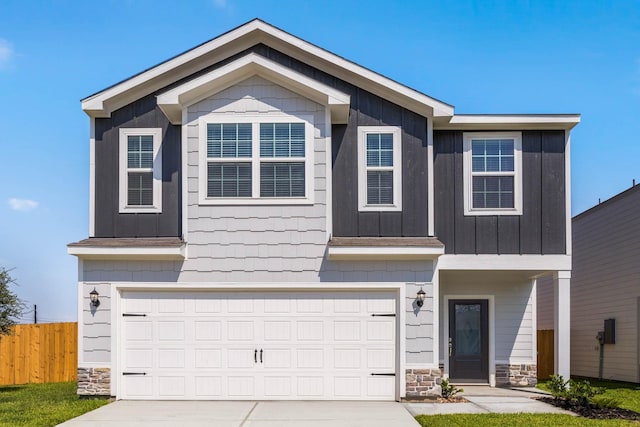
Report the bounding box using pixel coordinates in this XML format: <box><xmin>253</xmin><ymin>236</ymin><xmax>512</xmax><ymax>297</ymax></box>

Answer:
<box><xmin>357</xmin><ymin>126</ymin><xmax>402</xmax><ymax>212</ymax></box>
<box><xmin>118</xmin><ymin>128</ymin><xmax>163</xmax><ymax>213</ymax></box>
<box><xmin>463</xmin><ymin>132</ymin><xmax>522</xmax><ymax>216</ymax></box>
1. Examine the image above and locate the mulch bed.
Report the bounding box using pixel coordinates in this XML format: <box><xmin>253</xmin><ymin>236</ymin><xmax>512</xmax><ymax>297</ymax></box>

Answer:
<box><xmin>537</xmin><ymin>396</ymin><xmax>640</xmax><ymax>421</ymax></box>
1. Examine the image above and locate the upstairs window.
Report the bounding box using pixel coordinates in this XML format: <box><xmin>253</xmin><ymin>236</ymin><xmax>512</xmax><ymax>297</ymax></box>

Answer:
<box><xmin>199</xmin><ymin>115</ymin><xmax>314</xmax><ymax>205</ymax></box>
<box><xmin>119</xmin><ymin>128</ymin><xmax>162</xmax><ymax>213</ymax></box>
<box><xmin>463</xmin><ymin>132</ymin><xmax>522</xmax><ymax>215</ymax></box>
<box><xmin>357</xmin><ymin>126</ymin><xmax>402</xmax><ymax>211</ymax></box>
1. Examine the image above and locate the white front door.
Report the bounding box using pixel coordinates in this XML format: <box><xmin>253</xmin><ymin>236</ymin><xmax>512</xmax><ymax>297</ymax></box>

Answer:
<box><xmin>119</xmin><ymin>291</ymin><xmax>397</xmax><ymax>400</ymax></box>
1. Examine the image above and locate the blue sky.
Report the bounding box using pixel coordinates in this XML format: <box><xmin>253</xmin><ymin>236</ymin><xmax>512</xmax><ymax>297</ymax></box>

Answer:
<box><xmin>0</xmin><ymin>0</ymin><xmax>638</xmax><ymax>323</ymax></box>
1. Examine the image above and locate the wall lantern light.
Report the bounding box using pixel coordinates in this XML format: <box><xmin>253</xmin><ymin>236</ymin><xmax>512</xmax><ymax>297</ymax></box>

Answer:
<box><xmin>416</xmin><ymin>288</ymin><xmax>426</xmax><ymax>308</ymax></box>
<box><xmin>90</xmin><ymin>288</ymin><xmax>100</xmax><ymax>308</ymax></box>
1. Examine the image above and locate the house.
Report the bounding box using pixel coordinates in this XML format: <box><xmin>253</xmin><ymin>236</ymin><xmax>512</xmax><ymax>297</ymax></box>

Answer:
<box><xmin>538</xmin><ymin>184</ymin><xmax>640</xmax><ymax>383</ymax></box>
<box><xmin>68</xmin><ymin>19</ymin><xmax>579</xmax><ymax>400</ymax></box>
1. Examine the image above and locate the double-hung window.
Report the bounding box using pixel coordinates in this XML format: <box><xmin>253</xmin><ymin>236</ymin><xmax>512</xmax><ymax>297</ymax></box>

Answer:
<box><xmin>119</xmin><ymin>128</ymin><xmax>162</xmax><ymax>213</ymax></box>
<box><xmin>463</xmin><ymin>132</ymin><xmax>522</xmax><ymax>215</ymax></box>
<box><xmin>199</xmin><ymin>116</ymin><xmax>313</xmax><ymax>205</ymax></box>
<box><xmin>357</xmin><ymin>126</ymin><xmax>402</xmax><ymax>211</ymax></box>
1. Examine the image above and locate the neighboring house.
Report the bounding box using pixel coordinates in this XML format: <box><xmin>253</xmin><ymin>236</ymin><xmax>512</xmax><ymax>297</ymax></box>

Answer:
<box><xmin>538</xmin><ymin>184</ymin><xmax>640</xmax><ymax>383</ymax></box>
<box><xmin>68</xmin><ymin>19</ymin><xmax>578</xmax><ymax>400</ymax></box>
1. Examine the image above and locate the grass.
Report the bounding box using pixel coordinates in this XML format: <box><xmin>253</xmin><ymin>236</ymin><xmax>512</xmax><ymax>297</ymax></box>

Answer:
<box><xmin>538</xmin><ymin>377</ymin><xmax>640</xmax><ymax>413</ymax></box>
<box><xmin>416</xmin><ymin>378</ymin><xmax>640</xmax><ymax>427</ymax></box>
<box><xmin>0</xmin><ymin>382</ymin><xmax>110</xmax><ymax>427</ymax></box>
<box><xmin>415</xmin><ymin>413</ymin><xmax>638</xmax><ymax>426</ymax></box>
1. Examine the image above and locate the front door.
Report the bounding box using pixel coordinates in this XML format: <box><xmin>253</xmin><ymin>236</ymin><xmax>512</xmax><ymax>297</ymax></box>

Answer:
<box><xmin>448</xmin><ymin>299</ymin><xmax>488</xmax><ymax>382</ymax></box>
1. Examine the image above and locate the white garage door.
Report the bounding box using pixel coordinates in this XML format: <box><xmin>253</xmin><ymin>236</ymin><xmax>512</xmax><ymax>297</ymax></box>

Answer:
<box><xmin>119</xmin><ymin>291</ymin><xmax>397</xmax><ymax>400</ymax></box>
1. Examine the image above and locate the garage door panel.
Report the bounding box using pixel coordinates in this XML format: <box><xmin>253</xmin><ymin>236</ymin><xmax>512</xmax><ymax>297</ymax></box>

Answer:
<box><xmin>123</xmin><ymin>376</ymin><xmax>153</xmax><ymax>397</ymax></box>
<box><xmin>121</xmin><ymin>291</ymin><xmax>396</xmax><ymax>400</ymax></box>
<box><xmin>125</xmin><ymin>349</ymin><xmax>153</xmax><ymax>368</ymax></box>
<box><xmin>334</xmin><ymin>321</ymin><xmax>361</xmax><ymax>341</ymax></box>
<box><xmin>296</xmin><ymin>348</ymin><xmax>324</xmax><ymax>368</ymax></box>
<box><xmin>158</xmin><ymin>376</ymin><xmax>185</xmax><ymax>396</ymax></box>
<box><xmin>195</xmin><ymin>349</ymin><xmax>222</xmax><ymax>368</ymax></box>
<box><xmin>157</xmin><ymin>321</ymin><xmax>185</xmax><ymax>341</ymax></box>
<box><xmin>367</xmin><ymin>320</ymin><xmax>394</xmax><ymax>340</ymax></box>
<box><xmin>126</xmin><ymin>321</ymin><xmax>153</xmax><ymax>341</ymax></box>
<box><xmin>227</xmin><ymin>320</ymin><xmax>254</xmax><ymax>340</ymax></box>
<box><xmin>334</xmin><ymin>376</ymin><xmax>361</xmax><ymax>397</ymax></box>
<box><xmin>264</xmin><ymin>321</ymin><xmax>291</xmax><ymax>341</ymax></box>
<box><xmin>263</xmin><ymin>376</ymin><xmax>292</xmax><ymax>397</ymax></box>
<box><xmin>367</xmin><ymin>348</ymin><xmax>394</xmax><ymax>369</ymax></box>
<box><xmin>157</xmin><ymin>297</ymin><xmax>184</xmax><ymax>313</ymax></box>
<box><xmin>194</xmin><ymin>298</ymin><xmax>221</xmax><ymax>313</ymax></box>
<box><xmin>194</xmin><ymin>321</ymin><xmax>221</xmax><ymax>340</ymax></box>
<box><xmin>297</xmin><ymin>320</ymin><xmax>323</xmax><ymax>340</ymax></box>
<box><xmin>195</xmin><ymin>376</ymin><xmax>222</xmax><ymax>397</ymax></box>
<box><xmin>228</xmin><ymin>376</ymin><xmax>255</xmax><ymax>396</ymax></box>
<box><xmin>227</xmin><ymin>348</ymin><xmax>256</xmax><ymax>368</ymax></box>
<box><xmin>157</xmin><ymin>349</ymin><xmax>185</xmax><ymax>368</ymax></box>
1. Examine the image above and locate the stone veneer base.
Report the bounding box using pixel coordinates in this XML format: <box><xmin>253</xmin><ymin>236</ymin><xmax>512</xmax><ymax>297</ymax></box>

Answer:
<box><xmin>495</xmin><ymin>363</ymin><xmax>538</xmax><ymax>386</ymax></box>
<box><xmin>405</xmin><ymin>368</ymin><xmax>443</xmax><ymax>397</ymax></box>
<box><xmin>77</xmin><ymin>367</ymin><xmax>111</xmax><ymax>396</ymax></box>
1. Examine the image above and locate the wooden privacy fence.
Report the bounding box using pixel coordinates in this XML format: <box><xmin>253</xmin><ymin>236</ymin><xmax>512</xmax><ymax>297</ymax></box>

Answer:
<box><xmin>0</xmin><ymin>322</ymin><xmax>77</xmax><ymax>386</ymax></box>
<box><xmin>537</xmin><ymin>329</ymin><xmax>554</xmax><ymax>380</ymax></box>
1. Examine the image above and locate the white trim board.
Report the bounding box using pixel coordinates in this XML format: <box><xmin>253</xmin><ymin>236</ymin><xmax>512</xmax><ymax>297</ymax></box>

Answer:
<box><xmin>68</xmin><ymin>246</ymin><xmax>186</xmax><ymax>260</ymax></box>
<box><xmin>437</xmin><ymin>254</ymin><xmax>571</xmax><ymax>271</ymax></box>
<box><xmin>327</xmin><ymin>246</ymin><xmax>444</xmax><ymax>261</ymax></box>
<box><xmin>434</xmin><ymin>114</ymin><xmax>581</xmax><ymax>130</ymax></box>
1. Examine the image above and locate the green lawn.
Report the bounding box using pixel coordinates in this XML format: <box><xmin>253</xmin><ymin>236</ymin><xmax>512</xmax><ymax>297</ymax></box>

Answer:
<box><xmin>416</xmin><ymin>378</ymin><xmax>640</xmax><ymax>427</ymax></box>
<box><xmin>0</xmin><ymin>382</ymin><xmax>110</xmax><ymax>427</ymax></box>
<box><xmin>415</xmin><ymin>413</ymin><xmax>638</xmax><ymax>426</ymax></box>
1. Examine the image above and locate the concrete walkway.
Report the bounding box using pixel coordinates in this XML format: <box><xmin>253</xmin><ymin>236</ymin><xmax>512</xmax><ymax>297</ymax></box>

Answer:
<box><xmin>405</xmin><ymin>386</ymin><xmax>575</xmax><ymax>416</ymax></box>
<box><xmin>58</xmin><ymin>400</ymin><xmax>421</xmax><ymax>427</ymax></box>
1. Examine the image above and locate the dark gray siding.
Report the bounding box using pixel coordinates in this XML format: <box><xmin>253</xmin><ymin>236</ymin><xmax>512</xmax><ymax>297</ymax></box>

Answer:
<box><xmin>433</xmin><ymin>130</ymin><xmax>566</xmax><ymax>254</ymax></box>
<box><xmin>94</xmin><ymin>94</ymin><xmax>181</xmax><ymax>237</ymax></box>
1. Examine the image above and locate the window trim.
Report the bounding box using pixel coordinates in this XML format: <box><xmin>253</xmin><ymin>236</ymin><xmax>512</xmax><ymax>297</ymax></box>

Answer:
<box><xmin>357</xmin><ymin>126</ymin><xmax>402</xmax><ymax>212</ymax></box>
<box><xmin>198</xmin><ymin>114</ymin><xmax>315</xmax><ymax>205</ymax></box>
<box><xmin>118</xmin><ymin>128</ymin><xmax>163</xmax><ymax>213</ymax></box>
<box><xmin>463</xmin><ymin>131</ymin><xmax>522</xmax><ymax>216</ymax></box>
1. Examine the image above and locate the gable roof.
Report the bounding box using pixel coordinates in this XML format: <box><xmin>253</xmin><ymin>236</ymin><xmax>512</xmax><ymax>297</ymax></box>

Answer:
<box><xmin>81</xmin><ymin>19</ymin><xmax>454</xmax><ymax>119</ymax></box>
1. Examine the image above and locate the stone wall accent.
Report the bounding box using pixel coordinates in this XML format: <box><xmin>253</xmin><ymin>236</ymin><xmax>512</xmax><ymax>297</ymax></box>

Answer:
<box><xmin>496</xmin><ymin>363</ymin><xmax>537</xmax><ymax>386</ymax></box>
<box><xmin>405</xmin><ymin>368</ymin><xmax>443</xmax><ymax>397</ymax></box>
<box><xmin>77</xmin><ymin>367</ymin><xmax>111</xmax><ymax>396</ymax></box>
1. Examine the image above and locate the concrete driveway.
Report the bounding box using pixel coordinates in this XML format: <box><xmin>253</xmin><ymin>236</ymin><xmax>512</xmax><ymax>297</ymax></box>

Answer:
<box><xmin>58</xmin><ymin>400</ymin><xmax>420</xmax><ymax>427</ymax></box>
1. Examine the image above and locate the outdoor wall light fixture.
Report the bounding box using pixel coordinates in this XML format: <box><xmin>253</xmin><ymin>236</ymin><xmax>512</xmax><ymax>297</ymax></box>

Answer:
<box><xmin>89</xmin><ymin>288</ymin><xmax>100</xmax><ymax>308</ymax></box>
<box><xmin>416</xmin><ymin>288</ymin><xmax>426</xmax><ymax>308</ymax></box>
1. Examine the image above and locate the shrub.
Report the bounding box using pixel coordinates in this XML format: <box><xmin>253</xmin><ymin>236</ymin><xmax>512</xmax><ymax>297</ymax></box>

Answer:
<box><xmin>441</xmin><ymin>378</ymin><xmax>464</xmax><ymax>399</ymax></box>
<box><xmin>548</xmin><ymin>375</ymin><xmax>569</xmax><ymax>401</ymax></box>
<box><xmin>566</xmin><ymin>379</ymin><xmax>604</xmax><ymax>406</ymax></box>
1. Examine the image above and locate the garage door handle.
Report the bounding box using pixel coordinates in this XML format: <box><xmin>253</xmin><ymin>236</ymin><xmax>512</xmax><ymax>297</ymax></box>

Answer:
<box><xmin>122</xmin><ymin>372</ymin><xmax>147</xmax><ymax>376</ymax></box>
<box><xmin>260</xmin><ymin>349</ymin><xmax>263</xmax><ymax>363</ymax></box>
<box><xmin>371</xmin><ymin>373</ymin><xmax>395</xmax><ymax>376</ymax></box>
<box><xmin>254</xmin><ymin>349</ymin><xmax>257</xmax><ymax>363</ymax></box>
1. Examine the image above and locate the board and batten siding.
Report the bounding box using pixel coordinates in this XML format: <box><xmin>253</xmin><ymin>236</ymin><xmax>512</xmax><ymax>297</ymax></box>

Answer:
<box><xmin>433</xmin><ymin>130</ymin><xmax>566</xmax><ymax>254</ymax></box>
<box><xmin>440</xmin><ymin>271</ymin><xmax>536</xmax><ymax>364</ymax></box>
<box><xmin>94</xmin><ymin>94</ymin><xmax>181</xmax><ymax>238</ymax></box>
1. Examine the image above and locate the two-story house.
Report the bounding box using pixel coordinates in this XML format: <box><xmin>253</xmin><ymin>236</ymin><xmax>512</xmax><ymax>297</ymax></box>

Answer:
<box><xmin>68</xmin><ymin>19</ymin><xmax>578</xmax><ymax>400</ymax></box>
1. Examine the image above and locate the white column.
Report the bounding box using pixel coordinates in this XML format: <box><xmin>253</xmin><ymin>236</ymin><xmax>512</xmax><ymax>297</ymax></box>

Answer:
<box><xmin>554</xmin><ymin>270</ymin><xmax>571</xmax><ymax>378</ymax></box>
